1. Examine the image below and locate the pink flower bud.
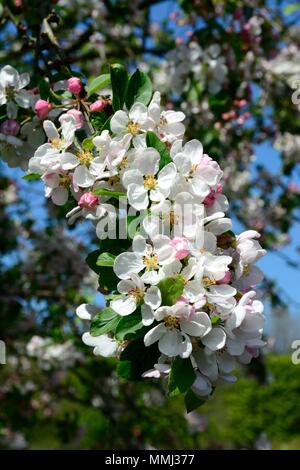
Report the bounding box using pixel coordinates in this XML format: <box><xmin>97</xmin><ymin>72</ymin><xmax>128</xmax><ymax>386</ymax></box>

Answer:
<box><xmin>204</xmin><ymin>183</ymin><xmax>222</xmax><ymax>207</ymax></box>
<box><xmin>169</xmin><ymin>237</ymin><xmax>190</xmax><ymax>260</ymax></box>
<box><xmin>66</xmin><ymin>109</ymin><xmax>84</xmax><ymax>129</ymax></box>
<box><xmin>34</xmin><ymin>99</ymin><xmax>51</xmax><ymax>119</ymax></box>
<box><xmin>0</xmin><ymin>119</ymin><xmax>20</xmax><ymax>136</ymax></box>
<box><xmin>78</xmin><ymin>192</ymin><xmax>99</xmax><ymax>209</ymax></box>
<box><xmin>89</xmin><ymin>100</ymin><xmax>106</xmax><ymax>112</ymax></box>
<box><xmin>67</xmin><ymin>77</ymin><xmax>83</xmax><ymax>95</ymax></box>
<box><xmin>217</xmin><ymin>271</ymin><xmax>232</xmax><ymax>284</ymax></box>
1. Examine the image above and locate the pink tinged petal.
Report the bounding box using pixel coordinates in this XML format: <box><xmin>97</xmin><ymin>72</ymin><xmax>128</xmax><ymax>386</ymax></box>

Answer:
<box><xmin>127</xmin><ymin>184</ymin><xmax>149</xmax><ymax>210</ymax></box>
<box><xmin>43</xmin><ymin>120</ymin><xmax>59</xmax><ymax>140</ymax></box>
<box><xmin>114</xmin><ymin>253</ymin><xmax>144</xmax><ymax>279</ymax></box>
<box><xmin>110</xmin><ymin>296</ymin><xmax>137</xmax><ymax>316</ymax></box>
<box><xmin>74</xmin><ymin>165</ymin><xmax>95</xmax><ymax>188</ymax></box>
<box><xmin>141</xmin><ymin>304</ymin><xmax>155</xmax><ymax>326</ymax></box>
<box><xmin>51</xmin><ymin>187</ymin><xmax>68</xmax><ymax>206</ymax></box>
<box><xmin>43</xmin><ymin>172</ymin><xmax>60</xmax><ymax>188</ymax></box>
<box><xmin>76</xmin><ymin>303</ymin><xmax>99</xmax><ymax>320</ymax></box>
<box><xmin>60</xmin><ymin>152</ymin><xmax>79</xmax><ymax>170</ymax></box>
<box><xmin>144</xmin><ymin>323</ymin><xmax>166</xmax><ymax>346</ymax></box>
<box><xmin>202</xmin><ymin>327</ymin><xmax>226</xmax><ymax>351</ymax></box>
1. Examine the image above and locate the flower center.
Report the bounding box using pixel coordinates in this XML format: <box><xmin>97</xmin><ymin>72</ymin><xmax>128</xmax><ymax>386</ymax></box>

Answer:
<box><xmin>127</xmin><ymin>121</ymin><xmax>140</xmax><ymax>135</ymax></box>
<box><xmin>144</xmin><ymin>174</ymin><xmax>157</xmax><ymax>190</ymax></box>
<box><xmin>51</xmin><ymin>137</ymin><xmax>62</xmax><ymax>150</ymax></box>
<box><xmin>143</xmin><ymin>253</ymin><xmax>159</xmax><ymax>271</ymax></box>
<box><xmin>118</xmin><ymin>156</ymin><xmax>129</xmax><ymax>170</ymax></box>
<box><xmin>164</xmin><ymin>314</ymin><xmax>180</xmax><ymax>329</ymax></box>
<box><xmin>158</xmin><ymin>116</ymin><xmax>167</xmax><ymax>129</ymax></box>
<box><xmin>243</xmin><ymin>264</ymin><xmax>250</xmax><ymax>276</ymax></box>
<box><xmin>77</xmin><ymin>150</ymin><xmax>93</xmax><ymax>167</ymax></box>
<box><xmin>5</xmin><ymin>86</ymin><xmax>15</xmax><ymax>100</ymax></box>
<box><xmin>108</xmin><ymin>175</ymin><xmax>120</xmax><ymax>186</ymax></box>
<box><xmin>202</xmin><ymin>276</ymin><xmax>216</xmax><ymax>287</ymax></box>
<box><xmin>59</xmin><ymin>175</ymin><xmax>71</xmax><ymax>188</ymax></box>
<box><xmin>128</xmin><ymin>287</ymin><xmax>144</xmax><ymax>302</ymax></box>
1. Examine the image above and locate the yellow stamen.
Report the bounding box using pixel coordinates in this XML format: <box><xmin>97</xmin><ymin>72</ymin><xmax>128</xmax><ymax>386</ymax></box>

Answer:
<box><xmin>202</xmin><ymin>276</ymin><xmax>216</xmax><ymax>287</ymax></box>
<box><xmin>77</xmin><ymin>150</ymin><xmax>93</xmax><ymax>167</ymax></box>
<box><xmin>164</xmin><ymin>315</ymin><xmax>180</xmax><ymax>329</ymax></box>
<box><xmin>144</xmin><ymin>174</ymin><xmax>157</xmax><ymax>190</ymax></box>
<box><xmin>143</xmin><ymin>254</ymin><xmax>159</xmax><ymax>271</ymax></box>
<box><xmin>128</xmin><ymin>287</ymin><xmax>144</xmax><ymax>302</ymax></box>
<box><xmin>59</xmin><ymin>175</ymin><xmax>71</xmax><ymax>188</ymax></box>
<box><xmin>127</xmin><ymin>122</ymin><xmax>140</xmax><ymax>135</ymax></box>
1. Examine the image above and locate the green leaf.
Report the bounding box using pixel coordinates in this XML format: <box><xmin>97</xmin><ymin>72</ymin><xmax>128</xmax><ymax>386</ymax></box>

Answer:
<box><xmin>88</xmin><ymin>74</ymin><xmax>111</xmax><ymax>97</ymax></box>
<box><xmin>184</xmin><ymin>388</ymin><xmax>206</xmax><ymax>413</ymax></box>
<box><xmin>115</xmin><ymin>311</ymin><xmax>144</xmax><ymax>341</ymax></box>
<box><xmin>146</xmin><ymin>131</ymin><xmax>171</xmax><ymax>169</ymax></box>
<box><xmin>211</xmin><ymin>315</ymin><xmax>221</xmax><ymax>325</ymax></box>
<box><xmin>125</xmin><ymin>69</ymin><xmax>152</xmax><ymax>109</ymax></box>
<box><xmin>90</xmin><ymin>307</ymin><xmax>120</xmax><ymax>337</ymax></box>
<box><xmin>117</xmin><ymin>338</ymin><xmax>160</xmax><ymax>381</ymax></box>
<box><xmin>82</xmin><ymin>137</ymin><xmax>95</xmax><ymax>150</ymax></box>
<box><xmin>110</xmin><ymin>64</ymin><xmax>128</xmax><ymax>111</ymax></box>
<box><xmin>169</xmin><ymin>357</ymin><xmax>196</xmax><ymax>396</ymax></box>
<box><xmin>284</xmin><ymin>3</ymin><xmax>300</xmax><ymax>15</ymax></box>
<box><xmin>157</xmin><ymin>275</ymin><xmax>185</xmax><ymax>306</ymax></box>
<box><xmin>96</xmin><ymin>252</ymin><xmax>116</xmax><ymax>267</ymax></box>
<box><xmin>93</xmin><ymin>188</ymin><xmax>126</xmax><ymax>198</ymax></box>
<box><xmin>22</xmin><ymin>173</ymin><xmax>41</xmax><ymax>181</ymax></box>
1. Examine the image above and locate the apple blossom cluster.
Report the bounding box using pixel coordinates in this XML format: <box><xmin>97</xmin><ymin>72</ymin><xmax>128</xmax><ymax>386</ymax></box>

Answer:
<box><xmin>0</xmin><ymin>63</ymin><xmax>266</xmax><ymax>410</ymax></box>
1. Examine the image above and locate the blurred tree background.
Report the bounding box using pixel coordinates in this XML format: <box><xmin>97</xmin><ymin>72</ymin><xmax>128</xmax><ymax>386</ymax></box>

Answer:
<box><xmin>1</xmin><ymin>0</ymin><xmax>300</xmax><ymax>449</ymax></box>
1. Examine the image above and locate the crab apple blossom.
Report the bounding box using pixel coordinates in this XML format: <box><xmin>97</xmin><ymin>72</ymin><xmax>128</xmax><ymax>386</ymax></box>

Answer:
<box><xmin>5</xmin><ymin>63</ymin><xmax>266</xmax><ymax>412</ymax></box>
<box><xmin>0</xmin><ymin>65</ymin><xmax>32</xmax><ymax>118</ymax></box>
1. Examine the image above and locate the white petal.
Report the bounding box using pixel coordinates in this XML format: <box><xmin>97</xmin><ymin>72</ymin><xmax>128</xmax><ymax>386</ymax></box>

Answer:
<box><xmin>43</xmin><ymin>120</ymin><xmax>59</xmax><ymax>140</ymax></box>
<box><xmin>51</xmin><ymin>187</ymin><xmax>68</xmax><ymax>206</ymax></box>
<box><xmin>144</xmin><ymin>323</ymin><xmax>166</xmax><ymax>346</ymax></box>
<box><xmin>76</xmin><ymin>303</ymin><xmax>99</xmax><ymax>320</ymax></box>
<box><xmin>114</xmin><ymin>253</ymin><xmax>144</xmax><ymax>279</ymax></box>
<box><xmin>127</xmin><ymin>184</ymin><xmax>149</xmax><ymax>210</ymax></box>
<box><xmin>110</xmin><ymin>110</ymin><xmax>128</xmax><ymax>133</ymax></box>
<box><xmin>141</xmin><ymin>304</ymin><xmax>155</xmax><ymax>326</ymax></box>
<box><xmin>60</xmin><ymin>152</ymin><xmax>79</xmax><ymax>170</ymax></box>
<box><xmin>144</xmin><ymin>286</ymin><xmax>162</xmax><ymax>309</ymax></box>
<box><xmin>74</xmin><ymin>165</ymin><xmax>95</xmax><ymax>188</ymax></box>
<box><xmin>202</xmin><ymin>327</ymin><xmax>226</xmax><ymax>351</ymax></box>
<box><xmin>110</xmin><ymin>296</ymin><xmax>137</xmax><ymax>316</ymax></box>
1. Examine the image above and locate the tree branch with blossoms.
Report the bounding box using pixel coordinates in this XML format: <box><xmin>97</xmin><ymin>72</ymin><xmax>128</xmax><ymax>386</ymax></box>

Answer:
<box><xmin>0</xmin><ymin>60</ymin><xmax>267</xmax><ymax>412</ymax></box>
